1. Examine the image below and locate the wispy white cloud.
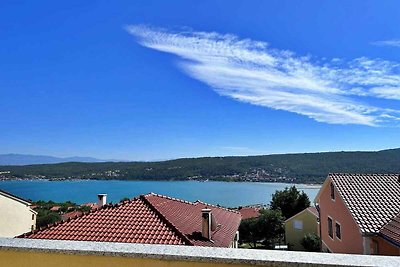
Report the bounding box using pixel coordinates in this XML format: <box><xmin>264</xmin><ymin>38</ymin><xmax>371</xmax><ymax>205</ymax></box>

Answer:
<box><xmin>127</xmin><ymin>25</ymin><xmax>400</xmax><ymax>126</ymax></box>
<box><xmin>371</xmin><ymin>39</ymin><xmax>400</xmax><ymax>47</ymax></box>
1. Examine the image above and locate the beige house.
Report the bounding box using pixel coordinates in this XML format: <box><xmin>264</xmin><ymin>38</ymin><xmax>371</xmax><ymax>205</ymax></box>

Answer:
<box><xmin>0</xmin><ymin>189</ymin><xmax>37</xmax><ymax>237</ymax></box>
<box><xmin>285</xmin><ymin>207</ymin><xmax>319</xmax><ymax>251</ymax></box>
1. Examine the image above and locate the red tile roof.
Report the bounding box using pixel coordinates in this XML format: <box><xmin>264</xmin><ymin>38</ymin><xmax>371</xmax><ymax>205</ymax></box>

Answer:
<box><xmin>144</xmin><ymin>193</ymin><xmax>241</xmax><ymax>247</ymax></box>
<box><xmin>380</xmin><ymin>213</ymin><xmax>400</xmax><ymax>246</ymax></box>
<box><xmin>328</xmin><ymin>173</ymin><xmax>400</xmax><ymax>236</ymax></box>
<box><xmin>237</xmin><ymin>207</ymin><xmax>261</xmax><ymax>220</ymax></box>
<box><xmin>20</xmin><ymin>193</ymin><xmax>241</xmax><ymax>247</ymax></box>
<box><xmin>49</xmin><ymin>206</ymin><xmax>61</xmax><ymax>212</ymax></box>
<box><xmin>61</xmin><ymin>211</ymin><xmax>83</xmax><ymax>221</ymax></box>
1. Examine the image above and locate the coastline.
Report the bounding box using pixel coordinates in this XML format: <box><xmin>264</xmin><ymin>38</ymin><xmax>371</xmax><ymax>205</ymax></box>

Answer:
<box><xmin>0</xmin><ymin>177</ymin><xmax>323</xmax><ymax>185</ymax></box>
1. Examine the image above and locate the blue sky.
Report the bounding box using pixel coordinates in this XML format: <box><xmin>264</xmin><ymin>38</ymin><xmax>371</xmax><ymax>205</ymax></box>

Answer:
<box><xmin>1</xmin><ymin>0</ymin><xmax>400</xmax><ymax>160</ymax></box>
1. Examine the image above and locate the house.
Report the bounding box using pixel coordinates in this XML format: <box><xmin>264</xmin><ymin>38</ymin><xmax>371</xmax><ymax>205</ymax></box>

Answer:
<box><xmin>284</xmin><ymin>207</ymin><xmax>319</xmax><ymax>251</ymax></box>
<box><xmin>49</xmin><ymin>206</ymin><xmax>61</xmax><ymax>212</ymax></box>
<box><xmin>19</xmin><ymin>193</ymin><xmax>242</xmax><ymax>248</ymax></box>
<box><xmin>81</xmin><ymin>202</ymin><xmax>99</xmax><ymax>211</ymax></box>
<box><xmin>61</xmin><ymin>210</ymin><xmax>83</xmax><ymax>221</ymax></box>
<box><xmin>0</xmin><ymin>189</ymin><xmax>37</xmax><ymax>237</ymax></box>
<box><xmin>315</xmin><ymin>173</ymin><xmax>400</xmax><ymax>255</ymax></box>
<box><xmin>237</xmin><ymin>206</ymin><xmax>261</xmax><ymax>220</ymax></box>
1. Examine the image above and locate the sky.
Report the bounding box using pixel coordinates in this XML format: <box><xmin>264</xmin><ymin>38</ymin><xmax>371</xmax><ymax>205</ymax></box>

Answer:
<box><xmin>1</xmin><ymin>0</ymin><xmax>400</xmax><ymax>161</ymax></box>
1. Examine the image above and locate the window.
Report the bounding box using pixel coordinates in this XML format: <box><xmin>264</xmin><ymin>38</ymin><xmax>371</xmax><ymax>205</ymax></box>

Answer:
<box><xmin>293</xmin><ymin>220</ymin><xmax>303</xmax><ymax>230</ymax></box>
<box><xmin>328</xmin><ymin>217</ymin><xmax>333</xmax><ymax>238</ymax></box>
<box><xmin>335</xmin><ymin>222</ymin><xmax>341</xmax><ymax>240</ymax></box>
<box><xmin>32</xmin><ymin>214</ymin><xmax>35</xmax><ymax>220</ymax></box>
<box><xmin>330</xmin><ymin>182</ymin><xmax>335</xmax><ymax>200</ymax></box>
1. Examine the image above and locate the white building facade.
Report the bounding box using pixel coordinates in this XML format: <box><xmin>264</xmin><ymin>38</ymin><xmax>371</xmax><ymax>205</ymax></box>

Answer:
<box><xmin>0</xmin><ymin>190</ymin><xmax>37</xmax><ymax>237</ymax></box>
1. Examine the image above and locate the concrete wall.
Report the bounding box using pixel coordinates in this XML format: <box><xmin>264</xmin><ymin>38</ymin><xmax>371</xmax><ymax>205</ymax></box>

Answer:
<box><xmin>0</xmin><ymin>194</ymin><xmax>36</xmax><ymax>237</ymax></box>
<box><xmin>317</xmin><ymin>178</ymin><xmax>364</xmax><ymax>254</ymax></box>
<box><xmin>0</xmin><ymin>238</ymin><xmax>399</xmax><ymax>267</ymax></box>
<box><xmin>0</xmin><ymin>250</ymin><xmax>252</xmax><ymax>267</ymax></box>
<box><xmin>285</xmin><ymin>209</ymin><xmax>318</xmax><ymax>251</ymax></box>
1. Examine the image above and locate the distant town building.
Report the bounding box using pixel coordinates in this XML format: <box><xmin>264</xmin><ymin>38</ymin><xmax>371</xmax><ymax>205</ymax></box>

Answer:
<box><xmin>284</xmin><ymin>207</ymin><xmax>319</xmax><ymax>251</ymax></box>
<box><xmin>20</xmin><ymin>193</ymin><xmax>241</xmax><ymax>248</ymax></box>
<box><xmin>81</xmin><ymin>202</ymin><xmax>99</xmax><ymax>210</ymax></box>
<box><xmin>49</xmin><ymin>206</ymin><xmax>61</xmax><ymax>212</ymax></box>
<box><xmin>0</xmin><ymin>189</ymin><xmax>37</xmax><ymax>237</ymax></box>
<box><xmin>61</xmin><ymin>210</ymin><xmax>83</xmax><ymax>221</ymax></box>
<box><xmin>315</xmin><ymin>173</ymin><xmax>400</xmax><ymax>256</ymax></box>
<box><xmin>237</xmin><ymin>206</ymin><xmax>262</xmax><ymax>220</ymax></box>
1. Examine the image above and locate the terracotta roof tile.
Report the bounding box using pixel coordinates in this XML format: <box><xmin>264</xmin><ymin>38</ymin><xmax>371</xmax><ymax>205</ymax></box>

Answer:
<box><xmin>379</xmin><ymin>213</ymin><xmax>400</xmax><ymax>246</ymax></box>
<box><xmin>143</xmin><ymin>193</ymin><xmax>241</xmax><ymax>247</ymax></box>
<box><xmin>21</xmin><ymin>197</ymin><xmax>189</xmax><ymax>245</ymax></box>
<box><xmin>20</xmin><ymin>193</ymin><xmax>241</xmax><ymax>247</ymax></box>
<box><xmin>237</xmin><ymin>207</ymin><xmax>261</xmax><ymax>220</ymax></box>
<box><xmin>329</xmin><ymin>173</ymin><xmax>400</xmax><ymax>234</ymax></box>
<box><xmin>61</xmin><ymin>211</ymin><xmax>83</xmax><ymax>221</ymax></box>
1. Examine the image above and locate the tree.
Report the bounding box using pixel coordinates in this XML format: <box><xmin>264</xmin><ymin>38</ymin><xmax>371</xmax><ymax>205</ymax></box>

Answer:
<box><xmin>239</xmin><ymin>217</ymin><xmax>260</xmax><ymax>248</ymax></box>
<box><xmin>239</xmin><ymin>209</ymin><xmax>284</xmax><ymax>248</ymax></box>
<box><xmin>36</xmin><ymin>210</ymin><xmax>61</xmax><ymax>228</ymax></box>
<box><xmin>270</xmin><ymin>186</ymin><xmax>310</xmax><ymax>219</ymax></box>
<box><xmin>258</xmin><ymin>209</ymin><xmax>285</xmax><ymax>248</ymax></box>
<box><xmin>301</xmin><ymin>233</ymin><xmax>321</xmax><ymax>252</ymax></box>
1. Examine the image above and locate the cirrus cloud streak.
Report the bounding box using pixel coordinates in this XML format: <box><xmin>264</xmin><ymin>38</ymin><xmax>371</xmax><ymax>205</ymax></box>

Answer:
<box><xmin>127</xmin><ymin>25</ymin><xmax>400</xmax><ymax>126</ymax></box>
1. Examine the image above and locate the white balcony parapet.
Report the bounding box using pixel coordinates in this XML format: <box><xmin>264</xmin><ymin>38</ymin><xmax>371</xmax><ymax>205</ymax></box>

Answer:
<box><xmin>0</xmin><ymin>238</ymin><xmax>399</xmax><ymax>267</ymax></box>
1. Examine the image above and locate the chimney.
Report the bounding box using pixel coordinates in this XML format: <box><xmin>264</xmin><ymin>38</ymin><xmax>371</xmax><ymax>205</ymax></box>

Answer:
<box><xmin>97</xmin><ymin>194</ymin><xmax>107</xmax><ymax>207</ymax></box>
<box><xmin>201</xmin><ymin>208</ymin><xmax>212</xmax><ymax>240</ymax></box>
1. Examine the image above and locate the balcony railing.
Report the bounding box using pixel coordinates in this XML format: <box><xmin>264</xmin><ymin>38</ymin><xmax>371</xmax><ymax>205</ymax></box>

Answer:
<box><xmin>0</xmin><ymin>238</ymin><xmax>399</xmax><ymax>267</ymax></box>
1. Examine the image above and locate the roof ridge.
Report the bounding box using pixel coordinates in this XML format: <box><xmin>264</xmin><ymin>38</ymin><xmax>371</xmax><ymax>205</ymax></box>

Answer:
<box><xmin>146</xmin><ymin>192</ymin><xmax>194</xmax><ymax>205</ymax></box>
<box><xmin>140</xmin><ymin>195</ymin><xmax>194</xmax><ymax>246</ymax></box>
<box><xmin>195</xmin><ymin>200</ymin><xmax>241</xmax><ymax>215</ymax></box>
<box><xmin>329</xmin><ymin>173</ymin><xmax>400</xmax><ymax>176</ymax></box>
<box><xmin>147</xmin><ymin>192</ymin><xmax>240</xmax><ymax>214</ymax></box>
<box><xmin>18</xmin><ymin>199</ymin><xmax>134</xmax><ymax>238</ymax></box>
<box><xmin>0</xmin><ymin>189</ymin><xmax>32</xmax><ymax>205</ymax></box>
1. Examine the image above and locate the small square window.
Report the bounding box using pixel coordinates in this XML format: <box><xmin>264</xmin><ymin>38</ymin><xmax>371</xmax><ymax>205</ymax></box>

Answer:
<box><xmin>335</xmin><ymin>222</ymin><xmax>341</xmax><ymax>240</ymax></box>
<box><xmin>328</xmin><ymin>218</ymin><xmax>333</xmax><ymax>238</ymax></box>
<box><xmin>293</xmin><ymin>220</ymin><xmax>303</xmax><ymax>230</ymax></box>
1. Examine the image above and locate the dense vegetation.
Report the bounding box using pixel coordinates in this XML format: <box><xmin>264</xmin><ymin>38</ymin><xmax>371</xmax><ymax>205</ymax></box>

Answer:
<box><xmin>270</xmin><ymin>186</ymin><xmax>311</xmax><ymax>219</ymax></box>
<box><xmin>2</xmin><ymin>148</ymin><xmax>400</xmax><ymax>184</ymax></box>
<box><xmin>301</xmin><ymin>234</ymin><xmax>321</xmax><ymax>252</ymax></box>
<box><xmin>239</xmin><ymin>186</ymin><xmax>310</xmax><ymax>249</ymax></box>
<box><xmin>33</xmin><ymin>200</ymin><xmax>90</xmax><ymax>228</ymax></box>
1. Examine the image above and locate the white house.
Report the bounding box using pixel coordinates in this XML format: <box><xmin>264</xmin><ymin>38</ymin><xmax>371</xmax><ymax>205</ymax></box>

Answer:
<box><xmin>0</xmin><ymin>189</ymin><xmax>37</xmax><ymax>237</ymax></box>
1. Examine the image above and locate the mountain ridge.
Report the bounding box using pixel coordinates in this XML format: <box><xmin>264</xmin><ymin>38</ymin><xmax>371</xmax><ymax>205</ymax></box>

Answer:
<box><xmin>0</xmin><ymin>153</ymin><xmax>105</xmax><ymax>166</ymax></box>
<box><xmin>1</xmin><ymin>148</ymin><xmax>400</xmax><ymax>183</ymax></box>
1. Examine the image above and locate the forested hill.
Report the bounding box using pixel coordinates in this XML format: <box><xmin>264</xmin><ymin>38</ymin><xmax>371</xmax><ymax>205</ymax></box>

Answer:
<box><xmin>1</xmin><ymin>148</ymin><xmax>400</xmax><ymax>184</ymax></box>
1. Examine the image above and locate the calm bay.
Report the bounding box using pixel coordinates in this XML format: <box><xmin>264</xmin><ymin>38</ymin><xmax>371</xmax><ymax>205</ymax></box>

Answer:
<box><xmin>0</xmin><ymin>180</ymin><xmax>320</xmax><ymax>207</ymax></box>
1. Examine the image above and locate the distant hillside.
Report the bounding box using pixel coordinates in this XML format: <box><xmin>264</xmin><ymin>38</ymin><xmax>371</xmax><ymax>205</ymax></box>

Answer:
<box><xmin>1</xmin><ymin>148</ymin><xmax>400</xmax><ymax>183</ymax></box>
<box><xmin>0</xmin><ymin>154</ymin><xmax>104</xmax><ymax>166</ymax></box>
